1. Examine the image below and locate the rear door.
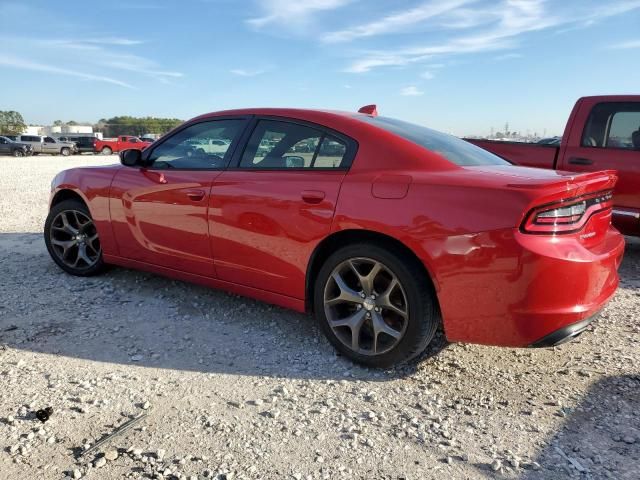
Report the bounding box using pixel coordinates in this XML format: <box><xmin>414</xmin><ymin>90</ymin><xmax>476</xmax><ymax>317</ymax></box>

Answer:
<box><xmin>210</xmin><ymin>117</ymin><xmax>356</xmax><ymax>298</ymax></box>
<box><xmin>560</xmin><ymin>100</ymin><xmax>640</xmax><ymax>230</ymax></box>
<box><xmin>109</xmin><ymin>118</ymin><xmax>249</xmax><ymax>276</ymax></box>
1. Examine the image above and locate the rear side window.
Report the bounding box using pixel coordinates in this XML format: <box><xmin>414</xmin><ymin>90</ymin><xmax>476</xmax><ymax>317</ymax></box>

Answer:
<box><xmin>358</xmin><ymin>116</ymin><xmax>509</xmax><ymax>166</ymax></box>
<box><xmin>240</xmin><ymin>120</ymin><xmax>348</xmax><ymax>169</ymax></box>
<box><xmin>582</xmin><ymin>102</ymin><xmax>640</xmax><ymax>149</ymax></box>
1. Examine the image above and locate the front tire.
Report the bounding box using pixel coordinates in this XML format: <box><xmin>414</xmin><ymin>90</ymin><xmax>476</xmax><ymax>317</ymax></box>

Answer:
<box><xmin>101</xmin><ymin>146</ymin><xmax>112</xmax><ymax>155</ymax></box>
<box><xmin>61</xmin><ymin>147</ymin><xmax>71</xmax><ymax>156</ymax></box>
<box><xmin>13</xmin><ymin>149</ymin><xmax>24</xmax><ymax>157</ymax></box>
<box><xmin>44</xmin><ymin>199</ymin><xmax>106</xmax><ymax>276</ymax></box>
<box><xmin>314</xmin><ymin>243</ymin><xmax>438</xmax><ymax>368</ymax></box>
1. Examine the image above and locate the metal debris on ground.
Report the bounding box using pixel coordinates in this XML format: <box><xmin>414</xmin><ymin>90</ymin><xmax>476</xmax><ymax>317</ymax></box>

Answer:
<box><xmin>79</xmin><ymin>409</ymin><xmax>151</xmax><ymax>458</ymax></box>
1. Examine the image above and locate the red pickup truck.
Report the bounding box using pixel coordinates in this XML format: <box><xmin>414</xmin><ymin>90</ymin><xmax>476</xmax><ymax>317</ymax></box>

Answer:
<box><xmin>467</xmin><ymin>95</ymin><xmax>640</xmax><ymax>236</ymax></box>
<box><xmin>95</xmin><ymin>136</ymin><xmax>152</xmax><ymax>155</ymax></box>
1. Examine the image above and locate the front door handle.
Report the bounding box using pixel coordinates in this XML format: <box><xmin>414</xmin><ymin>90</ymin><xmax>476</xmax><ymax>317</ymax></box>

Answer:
<box><xmin>186</xmin><ymin>189</ymin><xmax>206</xmax><ymax>201</ymax></box>
<box><xmin>301</xmin><ymin>190</ymin><xmax>325</xmax><ymax>204</ymax></box>
<box><xmin>568</xmin><ymin>157</ymin><xmax>594</xmax><ymax>165</ymax></box>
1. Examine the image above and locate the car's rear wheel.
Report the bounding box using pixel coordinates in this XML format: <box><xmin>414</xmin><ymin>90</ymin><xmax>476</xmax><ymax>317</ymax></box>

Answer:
<box><xmin>13</xmin><ymin>149</ymin><xmax>24</xmax><ymax>157</ymax></box>
<box><xmin>44</xmin><ymin>199</ymin><xmax>106</xmax><ymax>276</ymax></box>
<box><xmin>101</xmin><ymin>146</ymin><xmax>112</xmax><ymax>155</ymax></box>
<box><xmin>61</xmin><ymin>147</ymin><xmax>71</xmax><ymax>156</ymax></box>
<box><xmin>314</xmin><ymin>243</ymin><xmax>438</xmax><ymax>368</ymax></box>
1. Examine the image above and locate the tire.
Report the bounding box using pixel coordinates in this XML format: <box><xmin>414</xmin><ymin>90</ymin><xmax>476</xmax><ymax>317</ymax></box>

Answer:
<box><xmin>101</xmin><ymin>146</ymin><xmax>112</xmax><ymax>155</ymax></box>
<box><xmin>13</xmin><ymin>149</ymin><xmax>24</xmax><ymax>157</ymax></box>
<box><xmin>61</xmin><ymin>147</ymin><xmax>71</xmax><ymax>156</ymax></box>
<box><xmin>44</xmin><ymin>199</ymin><xmax>106</xmax><ymax>277</ymax></box>
<box><xmin>314</xmin><ymin>243</ymin><xmax>438</xmax><ymax>368</ymax></box>
<box><xmin>33</xmin><ymin>152</ymin><xmax>39</xmax><ymax>156</ymax></box>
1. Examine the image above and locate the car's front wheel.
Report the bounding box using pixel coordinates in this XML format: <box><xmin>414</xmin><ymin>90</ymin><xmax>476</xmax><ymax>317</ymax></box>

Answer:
<box><xmin>314</xmin><ymin>243</ymin><xmax>438</xmax><ymax>368</ymax></box>
<box><xmin>61</xmin><ymin>147</ymin><xmax>71</xmax><ymax>156</ymax></box>
<box><xmin>13</xmin><ymin>149</ymin><xmax>24</xmax><ymax>157</ymax></box>
<box><xmin>44</xmin><ymin>199</ymin><xmax>106</xmax><ymax>276</ymax></box>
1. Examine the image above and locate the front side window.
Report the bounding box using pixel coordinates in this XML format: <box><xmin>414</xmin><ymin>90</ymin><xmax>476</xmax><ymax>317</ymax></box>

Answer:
<box><xmin>240</xmin><ymin>120</ymin><xmax>347</xmax><ymax>169</ymax></box>
<box><xmin>582</xmin><ymin>102</ymin><xmax>640</xmax><ymax>149</ymax></box>
<box><xmin>148</xmin><ymin>119</ymin><xmax>243</xmax><ymax>169</ymax></box>
<box><xmin>358</xmin><ymin>116</ymin><xmax>509</xmax><ymax>166</ymax></box>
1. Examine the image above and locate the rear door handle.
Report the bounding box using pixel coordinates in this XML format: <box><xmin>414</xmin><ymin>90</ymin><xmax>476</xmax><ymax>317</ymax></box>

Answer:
<box><xmin>301</xmin><ymin>190</ymin><xmax>325</xmax><ymax>204</ymax></box>
<box><xmin>568</xmin><ymin>157</ymin><xmax>594</xmax><ymax>165</ymax></box>
<box><xmin>186</xmin><ymin>189</ymin><xmax>206</xmax><ymax>201</ymax></box>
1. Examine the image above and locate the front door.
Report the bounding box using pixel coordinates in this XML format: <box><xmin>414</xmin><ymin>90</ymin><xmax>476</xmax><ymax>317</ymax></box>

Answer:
<box><xmin>109</xmin><ymin>118</ymin><xmax>248</xmax><ymax>277</ymax></box>
<box><xmin>210</xmin><ymin>118</ymin><xmax>355</xmax><ymax>298</ymax></box>
<box><xmin>560</xmin><ymin>101</ymin><xmax>640</xmax><ymax>231</ymax></box>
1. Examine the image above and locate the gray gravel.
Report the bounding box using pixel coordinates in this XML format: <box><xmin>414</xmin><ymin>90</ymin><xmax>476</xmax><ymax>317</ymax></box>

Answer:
<box><xmin>0</xmin><ymin>155</ymin><xmax>638</xmax><ymax>479</ymax></box>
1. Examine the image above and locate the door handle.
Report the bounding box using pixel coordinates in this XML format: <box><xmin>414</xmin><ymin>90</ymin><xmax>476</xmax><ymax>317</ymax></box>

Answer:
<box><xmin>186</xmin><ymin>189</ymin><xmax>206</xmax><ymax>201</ymax></box>
<box><xmin>301</xmin><ymin>190</ymin><xmax>325</xmax><ymax>204</ymax></box>
<box><xmin>568</xmin><ymin>157</ymin><xmax>594</xmax><ymax>165</ymax></box>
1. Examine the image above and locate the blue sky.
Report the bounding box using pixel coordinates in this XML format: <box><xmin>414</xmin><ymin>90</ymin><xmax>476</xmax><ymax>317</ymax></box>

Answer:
<box><xmin>1</xmin><ymin>0</ymin><xmax>639</xmax><ymax>136</ymax></box>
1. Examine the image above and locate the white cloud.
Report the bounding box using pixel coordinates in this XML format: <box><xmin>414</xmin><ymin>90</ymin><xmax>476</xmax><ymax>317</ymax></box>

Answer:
<box><xmin>230</xmin><ymin>68</ymin><xmax>266</xmax><ymax>77</ymax></box>
<box><xmin>0</xmin><ymin>54</ymin><xmax>134</xmax><ymax>88</ymax></box>
<box><xmin>323</xmin><ymin>0</ymin><xmax>475</xmax><ymax>43</ymax></box>
<box><xmin>0</xmin><ymin>35</ymin><xmax>182</xmax><ymax>87</ymax></box>
<box><xmin>340</xmin><ymin>0</ymin><xmax>640</xmax><ymax>72</ymax></box>
<box><xmin>421</xmin><ymin>71</ymin><xmax>436</xmax><ymax>80</ymax></box>
<box><xmin>400</xmin><ymin>86</ymin><xmax>424</xmax><ymax>96</ymax></box>
<box><xmin>608</xmin><ymin>39</ymin><xmax>640</xmax><ymax>49</ymax></box>
<box><xmin>247</xmin><ymin>0</ymin><xmax>351</xmax><ymax>29</ymax></box>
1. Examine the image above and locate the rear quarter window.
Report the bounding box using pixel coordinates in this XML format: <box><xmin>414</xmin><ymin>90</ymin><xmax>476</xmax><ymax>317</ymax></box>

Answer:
<box><xmin>358</xmin><ymin>116</ymin><xmax>510</xmax><ymax>166</ymax></box>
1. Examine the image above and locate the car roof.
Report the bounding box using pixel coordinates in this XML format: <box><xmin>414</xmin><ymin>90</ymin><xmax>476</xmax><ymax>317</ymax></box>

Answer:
<box><xmin>191</xmin><ymin>108</ymin><xmax>370</xmax><ymax>129</ymax></box>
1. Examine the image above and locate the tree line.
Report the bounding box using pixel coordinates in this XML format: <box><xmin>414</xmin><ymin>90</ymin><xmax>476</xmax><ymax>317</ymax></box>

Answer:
<box><xmin>0</xmin><ymin>111</ymin><xmax>183</xmax><ymax>137</ymax></box>
<box><xmin>95</xmin><ymin>116</ymin><xmax>184</xmax><ymax>137</ymax></box>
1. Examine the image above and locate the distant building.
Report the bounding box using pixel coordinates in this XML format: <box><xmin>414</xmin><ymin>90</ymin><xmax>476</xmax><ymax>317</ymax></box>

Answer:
<box><xmin>45</xmin><ymin>124</ymin><xmax>94</xmax><ymax>135</ymax></box>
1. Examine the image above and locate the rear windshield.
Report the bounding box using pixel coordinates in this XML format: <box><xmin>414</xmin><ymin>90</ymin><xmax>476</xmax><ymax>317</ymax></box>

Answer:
<box><xmin>358</xmin><ymin>116</ymin><xmax>510</xmax><ymax>166</ymax></box>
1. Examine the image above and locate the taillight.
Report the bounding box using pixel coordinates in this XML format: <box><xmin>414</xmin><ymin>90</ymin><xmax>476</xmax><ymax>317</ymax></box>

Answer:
<box><xmin>521</xmin><ymin>191</ymin><xmax>613</xmax><ymax>234</ymax></box>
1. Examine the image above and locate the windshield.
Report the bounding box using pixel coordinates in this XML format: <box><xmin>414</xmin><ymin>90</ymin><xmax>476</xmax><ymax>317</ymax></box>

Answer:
<box><xmin>359</xmin><ymin>115</ymin><xmax>510</xmax><ymax>166</ymax></box>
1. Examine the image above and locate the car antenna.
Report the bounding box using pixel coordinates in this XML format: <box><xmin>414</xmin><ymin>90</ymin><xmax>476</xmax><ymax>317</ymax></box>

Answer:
<box><xmin>358</xmin><ymin>104</ymin><xmax>378</xmax><ymax>116</ymax></box>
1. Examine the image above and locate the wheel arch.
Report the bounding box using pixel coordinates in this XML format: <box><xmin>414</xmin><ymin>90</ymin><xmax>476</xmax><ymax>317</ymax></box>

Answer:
<box><xmin>305</xmin><ymin>228</ymin><xmax>439</xmax><ymax>313</ymax></box>
<box><xmin>50</xmin><ymin>188</ymin><xmax>89</xmax><ymax>209</ymax></box>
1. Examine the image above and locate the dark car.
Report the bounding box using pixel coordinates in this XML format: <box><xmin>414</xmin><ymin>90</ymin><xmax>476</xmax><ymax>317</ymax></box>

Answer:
<box><xmin>0</xmin><ymin>136</ymin><xmax>33</xmax><ymax>157</ymax></box>
<box><xmin>58</xmin><ymin>136</ymin><xmax>97</xmax><ymax>154</ymax></box>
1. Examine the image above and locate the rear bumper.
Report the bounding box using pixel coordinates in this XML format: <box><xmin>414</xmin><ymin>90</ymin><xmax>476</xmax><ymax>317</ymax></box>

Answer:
<box><xmin>435</xmin><ymin>227</ymin><xmax>625</xmax><ymax>347</ymax></box>
<box><xmin>529</xmin><ymin>312</ymin><xmax>599</xmax><ymax>348</ymax></box>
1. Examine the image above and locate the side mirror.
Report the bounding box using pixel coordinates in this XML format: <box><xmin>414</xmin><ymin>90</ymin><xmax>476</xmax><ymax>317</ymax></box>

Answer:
<box><xmin>120</xmin><ymin>149</ymin><xmax>142</xmax><ymax>167</ymax></box>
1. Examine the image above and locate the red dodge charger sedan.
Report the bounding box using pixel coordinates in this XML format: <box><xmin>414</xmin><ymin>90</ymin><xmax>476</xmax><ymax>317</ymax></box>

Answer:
<box><xmin>45</xmin><ymin>106</ymin><xmax>625</xmax><ymax>367</ymax></box>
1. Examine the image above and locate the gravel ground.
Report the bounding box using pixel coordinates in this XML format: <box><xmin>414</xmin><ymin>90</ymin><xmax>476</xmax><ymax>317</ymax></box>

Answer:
<box><xmin>0</xmin><ymin>155</ymin><xmax>638</xmax><ymax>480</ymax></box>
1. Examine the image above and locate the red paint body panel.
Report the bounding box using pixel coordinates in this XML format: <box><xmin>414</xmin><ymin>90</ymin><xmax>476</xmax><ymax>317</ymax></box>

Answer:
<box><xmin>210</xmin><ymin>170</ymin><xmax>346</xmax><ymax>298</ymax></box>
<box><xmin>49</xmin><ymin>106</ymin><xmax>626</xmax><ymax>348</ymax></box>
<box><xmin>466</xmin><ymin>96</ymin><xmax>640</xmax><ymax>236</ymax></box>
<box><xmin>109</xmin><ymin>168</ymin><xmax>222</xmax><ymax>277</ymax></box>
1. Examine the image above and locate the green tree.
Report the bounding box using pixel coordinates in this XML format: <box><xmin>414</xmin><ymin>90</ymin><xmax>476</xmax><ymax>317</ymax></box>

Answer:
<box><xmin>0</xmin><ymin>111</ymin><xmax>27</xmax><ymax>135</ymax></box>
<box><xmin>98</xmin><ymin>116</ymin><xmax>183</xmax><ymax>137</ymax></box>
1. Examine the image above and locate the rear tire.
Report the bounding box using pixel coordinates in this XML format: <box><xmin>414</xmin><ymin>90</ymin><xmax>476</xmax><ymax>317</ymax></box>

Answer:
<box><xmin>314</xmin><ymin>243</ymin><xmax>438</xmax><ymax>368</ymax></box>
<box><xmin>44</xmin><ymin>199</ymin><xmax>106</xmax><ymax>277</ymax></box>
<box><xmin>101</xmin><ymin>146</ymin><xmax>112</xmax><ymax>155</ymax></box>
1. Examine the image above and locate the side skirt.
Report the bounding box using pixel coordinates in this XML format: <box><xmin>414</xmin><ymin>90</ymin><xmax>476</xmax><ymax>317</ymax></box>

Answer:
<box><xmin>103</xmin><ymin>254</ymin><xmax>307</xmax><ymax>313</ymax></box>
